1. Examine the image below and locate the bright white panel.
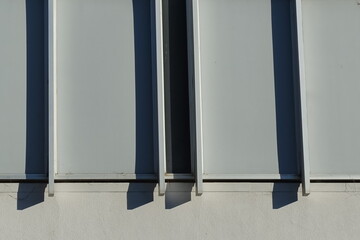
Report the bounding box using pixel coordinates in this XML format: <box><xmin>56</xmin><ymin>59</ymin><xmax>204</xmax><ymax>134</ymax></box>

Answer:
<box><xmin>197</xmin><ymin>0</ymin><xmax>298</xmax><ymax>175</ymax></box>
<box><xmin>302</xmin><ymin>0</ymin><xmax>360</xmax><ymax>175</ymax></box>
<box><xmin>56</xmin><ymin>0</ymin><xmax>155</xmax><ymax>175</ymax></box>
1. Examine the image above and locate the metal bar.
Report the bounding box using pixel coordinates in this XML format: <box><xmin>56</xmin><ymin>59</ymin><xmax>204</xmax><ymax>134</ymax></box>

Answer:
<box><xmin>311</xmin><ymin>175</ymin><xmax>360</xmax><ymax>180</ymax></box>
<box><xmin>55</xmin><ymin>173</ymin><xmax>195</xmax><ymax>180</ymax></box>
<box><xmin>295</xmin><ymin>0</ymin><xmax>310</xmax><ymax>196</ymax></box>
<box><xmin>290</xmin><ymin>0</ymin><xmax>303</xmax><ymax>191</ymax></box>
<box><xmin>0</xmin><ymin>174</ymin><xmax>48</xmax><ymax>180</ymax></box>
<box><xmin>164</xmin><ymin>174</ymin><xmax>194</xmax><ymax>180</ymax></box>
<box><xmin>55</xmin><ymin>174</ymin><xmax>157</xmax><ymax>180</ymax></box>
<box><xmin>202</xmin><ymin>174</ymin><xmax>300</xmax><ymax>180</ymax></box>
<box><xmin>190</xmin><ymin>0</ymin><xmax>204</xmax><ymax>195</ymax></box>
<box><xmin>48</xmin><ymin>0</ymin><xmax>57</xmax><ymax>197</ymax></box>
<box><xmin>155</xmin><ymin>0</ymin><xmax>166</xmax><ymax>196</ymax></box>
<box><xmin>186</xmin><ymin>0</ymin><xmax>196</xmax><ymax>188</ymax></box>
<box><xmin>151</xmin><ymin>0</ymin><xmax>160</xmax><ymax>187</ymax></box>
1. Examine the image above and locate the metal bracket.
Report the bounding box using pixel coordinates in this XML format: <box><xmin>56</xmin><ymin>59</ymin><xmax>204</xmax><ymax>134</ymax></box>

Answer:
<box><xmin>155</xmin><ymin>0</ymin><xmax>166</xmax><ymax>196</ymax></box>
<box><xmin>295</xmin><ymin>0</ymin><xmax>311</xmax><ymax>196</ymax></box>
<box><xmin>48</xmin><ymin>0</ymin><xmax>57</xmax><ymax>197</ymax></box>
<box><xmin>188</xmin><ymin>0</ymin><xmax>204</xmax><ymax>195</ymax></box>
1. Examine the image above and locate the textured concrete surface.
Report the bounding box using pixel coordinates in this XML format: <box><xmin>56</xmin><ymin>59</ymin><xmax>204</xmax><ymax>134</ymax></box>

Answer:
<box><xmin>0</xmin><ymin>182</ymin><xmax>360</xmax><ymax>240</ymax></box>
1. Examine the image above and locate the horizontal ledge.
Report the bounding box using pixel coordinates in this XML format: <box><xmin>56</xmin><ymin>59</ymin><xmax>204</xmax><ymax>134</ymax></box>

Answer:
<box><xmin>165</xmin><ymin>173</ymin><xmax>193</xmax><ymax>180</ymax></box>
<box><xmin>55</xmin><ymin>173</ymin><xmax>157</xmax><ymax>180</ymax></box>
<box><xmin>311</xmin><ymin>174</ymin><xmax>360</xmax><ymax>180</ymax></box>
<box><xmin>1</xmin><ymin>182</ymin><xmax>360</xmax><ymax>193</ymax></box>
<box><xmin>3</xmin><ymin>173</ymin><xmax>360</xmax><ymax>181</ymax></box>
<box><xmin>202</xmin><ymin>174</ymin><xmax>300</xmax><ymax>180</ymax></box>
<box><xmin>0</xmin><ymin>174</ymin><xmax>47</xmax><ymax>180</ymax></box>
<box><xmin>55</xmin><ymin>173</ymin><xmax>195</xmax><ymax>180</ymax></box>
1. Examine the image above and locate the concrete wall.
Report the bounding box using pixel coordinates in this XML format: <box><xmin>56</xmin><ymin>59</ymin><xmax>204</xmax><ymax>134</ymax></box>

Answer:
<box><xmin>1</xmin><ymin>182</ymin><xmax>360</xmax><ymax>240</ymax></box>
<box><xmin>1</xmin><ymin>1</ymin><xmax>360</xmax><ymax>239</ymax></box>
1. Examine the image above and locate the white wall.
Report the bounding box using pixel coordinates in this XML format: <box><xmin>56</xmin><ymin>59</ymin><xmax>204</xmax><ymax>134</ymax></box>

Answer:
<box><xmin>1</xmin><ymin>182</ymin><xmax>360</xmax><ymax>240</ymax></box>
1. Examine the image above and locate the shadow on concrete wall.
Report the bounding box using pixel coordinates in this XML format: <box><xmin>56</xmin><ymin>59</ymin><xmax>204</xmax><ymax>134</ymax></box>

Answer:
<box><xmin>17</xmin><ymin>183</ymin><xmax>47</xmax><ymax>210</ymax></box>
<box><xmin>127</xmin><ymin>182</ymin><xmax>157</xmax><ymax>210</ymax></box>
<box><xmin>127</xmin><ymin>0</ymin><xmax>157</xmax><ymax>209</ymax></box>
<box><xmin>18</xmin><ymin>0</ymin><xmax>159</xmax><ymax>210</ymax></box>
<box><xmin>16</xmin><ymin>0</ymin><xmax>303</xmax><ymax>210</ymax></box>
<box><xmin>17</xmin><ymin>0</ymin><xmax>47</xmax><ymax>210</ymax></box>
<box><xmin>165</xmin><ymin>183</ymin><xmax>193</xmax><ymax>209</ymax></box>
<box><xmin>272</xmin><ymin>182</ymin><xmax>300</xmax><ymax>209</ymax></box>
<box><xmin>128</xmin><ymin>0</ymin><xmax>193</xmax><ymax>210</ymax></box>
<box><xmin>271</xmin><ymin>0</ymin><xmax>301</xmax><ymax>208</ymax></box>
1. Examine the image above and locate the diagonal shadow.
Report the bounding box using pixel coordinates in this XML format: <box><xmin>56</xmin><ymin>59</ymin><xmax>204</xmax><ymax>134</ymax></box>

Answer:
<box><xmin>271</xmin><ymin>0</ymin><xmax>300</xmax><ymax>208</ymax></box>
<box><xmin>272</xmin><ymin>182</ymin><xmax>300</xmax><ymax>209</ymax></box>
<box><xmin>17</xmin><ymin>0</ymin><xmax>47</xmax><ymax>210</ymax></box>
<box><xmin>17</xmin><ymin>183</ymin><xmax>47</xmax><ymax>210</ymax></box>
<box><xmin>127</xmin><ymin>0</ymin><xmax>157</xmax><ymax>209</ymax></box>
<box><xmin>165</xmin><ymin>183</ymin><xmax>193</xmax><ymax>209</ymax></box>
<box><xmin>127</xmin><ymin>182</ymin><xmax>157</xmax><ymax>210</ymax></box>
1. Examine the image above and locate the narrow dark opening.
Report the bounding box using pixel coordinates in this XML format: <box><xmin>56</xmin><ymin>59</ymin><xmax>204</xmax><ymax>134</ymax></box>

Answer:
<box><xmin>163</xmin><ymin>0</ymin><xmax>192</xmax><ymax>174</ymax></box>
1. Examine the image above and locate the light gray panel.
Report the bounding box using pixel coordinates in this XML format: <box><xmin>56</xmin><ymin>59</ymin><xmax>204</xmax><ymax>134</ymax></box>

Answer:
<box><xmin>0</xmin><ymin>0</ymin><xmax>46</xmax><ymax>176</ymax></box>
<box><xmin>198</xmin><ymin>0</ymin><xmax>297</xmax><ymax>175</ymax></box>
<box><xmin>0</xmin><ymin>0</ymin><xmax>27</xmax><ymax>174</ymax></box>
<box><xmin>57</xmin><ymin>0</ymin><xmax>154</xmax><ymax>175</ymax></box>
<box><xmin>302</xmin><ymin>0</ymin><xmax>360</xmax><ymax>175</ymax></box>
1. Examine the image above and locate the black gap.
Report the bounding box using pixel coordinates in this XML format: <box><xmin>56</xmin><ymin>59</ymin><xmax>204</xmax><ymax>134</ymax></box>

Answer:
<box><xmin>163</xmin><ymin>0</ymin><xmax>191</xmax><ymax>173</ymax></box>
